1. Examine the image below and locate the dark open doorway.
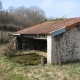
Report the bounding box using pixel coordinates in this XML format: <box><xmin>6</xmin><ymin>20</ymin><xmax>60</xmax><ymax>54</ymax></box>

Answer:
<box><xmin>16</xmin><ymin>36</ymin><xmax>47</xmax><ymax>52</ymax></box>
<box><xmin>34</xmin><ymin>39</ymin><xmax>47</xmax><ymax>52</ymax></box>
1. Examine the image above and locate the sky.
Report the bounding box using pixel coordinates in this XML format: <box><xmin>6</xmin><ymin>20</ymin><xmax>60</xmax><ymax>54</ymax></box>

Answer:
<box><xmin>1</xmin><ymin>0</ymin><xmax>80</xmax><ymax>18</ymax></box>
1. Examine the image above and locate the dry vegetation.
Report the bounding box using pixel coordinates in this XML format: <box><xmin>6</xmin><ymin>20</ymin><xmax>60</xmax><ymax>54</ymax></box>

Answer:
<box><xmin>0</xmin><ymin>31</ymin><xmax>13</xmax><ymax>43</ymax></box>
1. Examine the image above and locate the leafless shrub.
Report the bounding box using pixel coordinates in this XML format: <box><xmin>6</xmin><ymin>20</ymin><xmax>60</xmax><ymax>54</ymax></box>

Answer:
<box><xmin>4</xmin><ymin>37</ymin><xmax>17</xmax><ymax>57</ymax></box>
<box><xmin>0</xmin><ymin>31</ymin><xmax>13</xmax><ymax>43</ymax></box>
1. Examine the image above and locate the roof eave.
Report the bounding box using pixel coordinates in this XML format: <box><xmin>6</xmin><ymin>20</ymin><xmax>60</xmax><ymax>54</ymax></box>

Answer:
<box><xmin>50</xmin><ymin>27</ymin><xmax>66</xmax><ymax>37</ymax></box>
<box><xmin>12</xmin><ymin>33</ymin><xmax>20</xmax><ymax>36</ymax></box>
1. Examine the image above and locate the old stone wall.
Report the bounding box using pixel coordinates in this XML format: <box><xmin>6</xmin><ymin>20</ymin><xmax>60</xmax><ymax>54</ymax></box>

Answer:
<box><xmin>52</xmin><ymin>26</ymin><xmax>80</xmax><ymax>63</ymax></box>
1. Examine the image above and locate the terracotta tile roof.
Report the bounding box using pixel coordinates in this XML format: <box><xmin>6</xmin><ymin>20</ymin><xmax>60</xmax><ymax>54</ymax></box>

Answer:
<box><xmin>15</xmin><ymin>17</ymin><xmax>80</xmax><ymax>35</ymax></box>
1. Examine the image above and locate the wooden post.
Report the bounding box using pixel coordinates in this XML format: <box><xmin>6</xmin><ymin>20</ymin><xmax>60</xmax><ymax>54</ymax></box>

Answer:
<box><xmin>1</xmin><ymin>31</ymin><xmax>3</xmax><ymax>42</ymax></box>
<box><xmin>16</xmin><ymin>38</ymin><xmax>18</xmax><ymax>50</ymax></box>
<box><xmin>41</xmin><ymin>57</ymin><xmax>44</xmax><ymax>66</ymax></box>
<box><xmin>58</xmin><ymin>50</ymin><xmax>61</xmax><ymax>65</ymax></box>
<box><xmin>56</xmin><ymin>35</ymin><xmax>61</xmax><ymax>65</ymax></box>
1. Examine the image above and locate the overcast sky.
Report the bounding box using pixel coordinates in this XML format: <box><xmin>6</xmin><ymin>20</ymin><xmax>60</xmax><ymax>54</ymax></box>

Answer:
<box><xmin>1</xmin><ymin>0</ymin><xmax>80</xmax><ymax>18</ymax></box>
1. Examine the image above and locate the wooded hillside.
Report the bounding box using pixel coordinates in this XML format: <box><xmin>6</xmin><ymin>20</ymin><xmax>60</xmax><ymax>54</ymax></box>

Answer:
<box><xmin>0</xmin><ymin>1</ymin><xmax>47</xmax><ymax>31</ymax></box>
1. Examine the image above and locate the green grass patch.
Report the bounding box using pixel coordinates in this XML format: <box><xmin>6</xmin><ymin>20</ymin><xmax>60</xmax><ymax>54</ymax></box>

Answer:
<box><xmin>0</xmin><ymin>55</ymin><xmax>80</xmax><ymax>80</ymax></box>
<box><xmin>9</xmin><ymin>53</ymin><xmax>47</xmax><ymax>65</ymax></box>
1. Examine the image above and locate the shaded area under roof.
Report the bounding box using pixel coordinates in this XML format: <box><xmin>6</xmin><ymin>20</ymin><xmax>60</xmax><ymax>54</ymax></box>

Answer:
<box><xmin>14</xmin><ymin>17</ymin><xmax>80</xmax><ymax>35</ymax></box>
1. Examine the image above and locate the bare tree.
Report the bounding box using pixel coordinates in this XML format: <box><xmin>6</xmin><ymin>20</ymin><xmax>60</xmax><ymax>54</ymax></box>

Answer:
<box><xmin>0</xmin><ymin>5</ymin><xmax>46</xmax><ymax>30</ymax></box>
<box><xmin>25</xmin><ymin>6</ymin><xmax>46</xmax><ymax>26</ymax></box>
<box><xmin>15</xmin><ymin>6</ymin><xmax>27</xmax><ymax>15</ymax></box>
<box><xmin>0</xmin><ymin>1</ymin><xmax>2</xmax><ymax>10</ymax></box>
<box><xmin>8</xmin><ymin>6</ymin><xmax>15</xmax><ymax>13</ymax></box>
<box><xmin>8</xmin><ymin>6</ymin><xmax>46</xmax><ymax>27</ymax></box>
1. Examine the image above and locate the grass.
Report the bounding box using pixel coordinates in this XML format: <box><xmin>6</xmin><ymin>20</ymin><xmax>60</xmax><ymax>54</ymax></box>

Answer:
<box><xmin>10</xmin><ymin>53</ymin><xmax>47</xmax><ymax>65</ymax></box>
<box><xmin>0</xmin><ymin>55</ymin><xmax>80</xmax><ymax>80</ymax></box>
<box><xmin>0</xmin><ymin>44</ymin><xmax>80</xmax><ymax>80</ymax></box>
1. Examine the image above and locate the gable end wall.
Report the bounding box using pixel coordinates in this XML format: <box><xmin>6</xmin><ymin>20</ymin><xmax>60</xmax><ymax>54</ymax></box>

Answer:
<box><xmin>47</xmin><ymin>25</ymin><xmax>80</xmax><ymax>64</ymax></box>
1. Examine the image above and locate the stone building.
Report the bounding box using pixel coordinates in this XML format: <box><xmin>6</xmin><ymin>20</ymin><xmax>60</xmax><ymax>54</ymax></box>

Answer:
<box><xmin>13</xmin><ymin>17</ymin><xmax>80</xmax><ymax>64</ymax></box>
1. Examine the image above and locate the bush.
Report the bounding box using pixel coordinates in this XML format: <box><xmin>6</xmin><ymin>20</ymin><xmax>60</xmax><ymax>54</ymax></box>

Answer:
<box><xmin>4</xmin><ymin>37</ymin><xmax>17</xmax><ymax>57</ymax></box>
<box><xmin>0</xmin><ymin>31</ymin><xmax>13</xmax><ymax>43</ymax></box>
<box><xmin>3</xmin><ymin>24</ymin><xmax>22</xmax><ymax>31</ymax></box>
<box><xmin>4</xmin><ymin>43</ymin><xmax>16</xmax><ymax>57</ymax></box>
